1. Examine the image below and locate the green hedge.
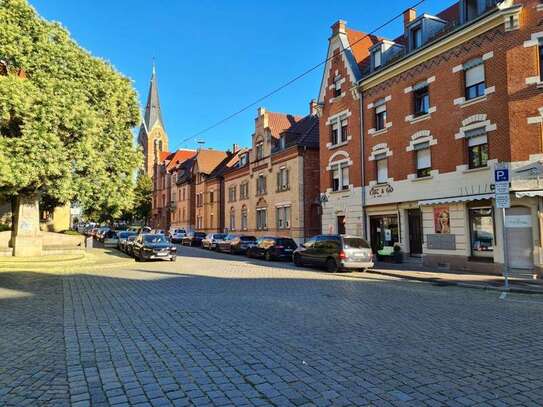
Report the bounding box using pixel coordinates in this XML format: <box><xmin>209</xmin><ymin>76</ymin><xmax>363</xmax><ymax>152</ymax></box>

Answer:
<box><xmin>0</xmin><ymin>224</ymin><xmax>11</xmax><ymax>232</ymax></box>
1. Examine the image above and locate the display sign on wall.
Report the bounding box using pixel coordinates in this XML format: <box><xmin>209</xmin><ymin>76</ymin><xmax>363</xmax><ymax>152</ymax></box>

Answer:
<box><xmin>427</xmin><ymin>234</ymin><xmax>456</xmax><ymax>250</ymax></box>
<box><xmin>433</xmin><ymin>206</ymin><xmax>450</xmax><ymax>234</ymax></box>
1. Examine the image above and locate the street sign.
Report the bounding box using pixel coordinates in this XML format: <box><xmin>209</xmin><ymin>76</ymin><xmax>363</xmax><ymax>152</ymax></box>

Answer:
<box><xmin>495</xmin><ymin>193</ymin><xmax>510</xmax><ymax>209</ymax></box>
<box><xmin>495</xmin><ymin>168</ymin><xmax>509</xmax><ymax>183</ymax></box>
<box><xmin>495</xmin><ymin>182</ymin><xmax>509</xmax><ymax>195</ymax></box>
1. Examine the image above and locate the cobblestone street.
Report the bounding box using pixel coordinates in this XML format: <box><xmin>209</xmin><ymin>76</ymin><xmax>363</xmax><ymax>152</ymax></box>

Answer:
<box><xmin>1</xmin><ymin>246</ymin><xmax>543</xmax><ymax>406</ymax></box>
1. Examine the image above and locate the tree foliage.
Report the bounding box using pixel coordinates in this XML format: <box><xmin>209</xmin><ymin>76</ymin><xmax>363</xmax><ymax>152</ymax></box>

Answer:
<box><xmin>0</xmin><ymin>0</ymin><xmax>142</xmax><ymax>219</ymax></box>
<box><xmin>132</xmin><ymin>174</ymin><xmax>152</xmax><ymax>224</ymax></box>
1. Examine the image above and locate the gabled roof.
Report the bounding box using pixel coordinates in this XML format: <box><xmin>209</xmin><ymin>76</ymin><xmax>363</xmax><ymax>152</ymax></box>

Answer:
<box><xmin>345</xmin><ymin>29</ymin><xmax>383</xmax><ymax>72</ymax></box>
<box><xmin>195</xmin><ymin>149</ymin><xmax>228</xmax><ymax>174</ymax></box>
<box><xmin>165</xmin><ymin>149</ymin><xmax>197</xmax><ymax>172</ymax></box>
<box><xmin>267</xmin><ymin>112</ymin><xmax>303</xmax><ymax>138</ymax></box>
<box><xmin>284</xmin><ymin>114</ymin><xmax>320</xmax><ymax>149</ymax></box>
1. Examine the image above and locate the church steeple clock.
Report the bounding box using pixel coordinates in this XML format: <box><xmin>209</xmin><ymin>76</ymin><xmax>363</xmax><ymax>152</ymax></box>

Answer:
<box><xmin>138</xmin><ymin>64</ymin><xmax>168</xmax><ymax>177</ymax></box>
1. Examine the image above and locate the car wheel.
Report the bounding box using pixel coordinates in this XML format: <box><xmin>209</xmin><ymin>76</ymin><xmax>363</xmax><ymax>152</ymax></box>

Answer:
<box><xmin>170</xmin><ymin>256</ymin><xmax>176</xmax><ymax>262</ymax></box>
<box><xmin>293</xmin><ymin>254</ymin><xmax>303</xmax><ymax>267</ymax></box>
<box><xmin>264</xmin><ymin>251</ymin><xmax>272</xmax><ymax>262</ymax></box>
<box><xmin>326</xmin><ymin>258</ymin><xmax>338</xmax><ymax>273</ymax></box>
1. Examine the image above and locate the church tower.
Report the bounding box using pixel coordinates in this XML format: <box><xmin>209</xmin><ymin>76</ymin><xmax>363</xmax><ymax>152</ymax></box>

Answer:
<box><xmin>138</xmin><ymin>64</ymin><xmax>169</xmax><ymax>177</ymax></box>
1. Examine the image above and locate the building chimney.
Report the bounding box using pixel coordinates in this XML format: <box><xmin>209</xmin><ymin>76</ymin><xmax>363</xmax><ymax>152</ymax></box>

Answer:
<box><xmin>257</xmin><ymin>107</ymin><xmax>266</xmax><ymax>117</ymax></box>
<box><xmin>331</xmin><ymin>20</ymin><xmax>347</xmax><ymax>35</ymax></box>
<box><xmin>232</xmin><ymin>144</ymin><xmax>240</xmax><ymax>153</ymax></box>
<box><xmin>309</xmin><ymin>99</ymin><xmax>318</xmax><ymax>116</ymax></box>
<box><xmin>404</xmin><ymin>8</ymin><xmax>417</xmax><ymax>29</ymax></box>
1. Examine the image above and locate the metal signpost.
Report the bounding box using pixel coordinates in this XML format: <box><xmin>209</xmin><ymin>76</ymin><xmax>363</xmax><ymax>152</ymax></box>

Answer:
<box><xmin>494</xmin><ymin>165</ymin><xmax>510</xmax><ymax>290</ymax></box>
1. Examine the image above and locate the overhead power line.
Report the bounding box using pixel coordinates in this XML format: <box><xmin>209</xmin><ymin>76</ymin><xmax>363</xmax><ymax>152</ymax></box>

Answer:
<box><xmin>178</xmin><ymin>0</ymin><xmax>426</xmax><ymax>148</ymax></box>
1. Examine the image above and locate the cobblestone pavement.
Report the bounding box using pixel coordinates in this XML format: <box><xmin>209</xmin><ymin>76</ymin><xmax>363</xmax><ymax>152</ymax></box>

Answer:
<box><xmin>1</xmin><ymin>245</ymin><xmax>543</xmax><ymax>406</ymax></box>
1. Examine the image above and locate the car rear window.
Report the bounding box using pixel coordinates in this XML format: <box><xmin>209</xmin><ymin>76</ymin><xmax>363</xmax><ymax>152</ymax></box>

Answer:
<box><xmin>195</xmin><ymin>233</ymin><xmax>206</xmax><ymax>238</ymax></box>
<box><xmin>214</xmin><ymin>234</ymin><xmax>227</xmax><ymax>239</ymax></box>
<box><xmin>276</xmin><ymin>238</ymin><xmax>296</xmax><ymax>247</ymax></box>
<box><xmin>240</xmin><ymin>236</ymin><xmax>256</xmax><ymax>241</ymax></box>
<box><xmin>343</xmin><ymin>238</ymin><xmax>370</xmax><ymax>249</ymax></box>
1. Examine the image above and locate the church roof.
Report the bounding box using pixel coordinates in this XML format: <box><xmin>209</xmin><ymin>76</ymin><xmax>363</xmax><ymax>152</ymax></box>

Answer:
<box><xmin>143</xmin><ymin>64</ymin><xmax>165</xmax><ymax>133</ymax></box>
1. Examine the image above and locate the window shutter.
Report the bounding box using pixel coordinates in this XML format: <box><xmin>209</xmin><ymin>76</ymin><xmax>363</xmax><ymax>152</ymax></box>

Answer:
<box><xmin>417</xmin><ymin>148</ymin><xmax>431</xmax><ymax>169</ymax></box>
<box><xmin>277</xmin><ymin>171</ymin><xmax>281</xmax><ymax>191</ymax></box>
<box><xmin>285</xmin><ymin>169</ymin><xmax>289</xmax><ymax>188</ymax></box>
<box><xmin>465</xmin><ymin>64</ymin><xmax>484</xmax><ymax>87</ymax></box>
<box><xmin>468</xmin><ymin>134</ymin><xmax>488</xmax><ymax>147</ymax></box>
<box><xmin>377</xmin><ymin>159</ymin><xmax>388</xmax><ymax>183</ymax></box>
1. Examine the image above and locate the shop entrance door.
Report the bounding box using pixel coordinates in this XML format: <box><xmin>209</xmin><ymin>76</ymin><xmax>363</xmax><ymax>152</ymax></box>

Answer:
<box><xmin>407</xmin><ymin>209</ymin><xmax>423</xmax><ymax>256</ymax></box>
<box><xmin>369</xmin><ymin>217</ymin><xmax>383</xmax><ymax>254</ymax></box>
<box><xmin>337</xmin><ymin>215</ymin><xmax>346</xmax><ymax>235</ymax></box>
<box><xmin>506</xmin><ymin>207</ymin><xmax>534</xmax><ymax>270</ymax></box>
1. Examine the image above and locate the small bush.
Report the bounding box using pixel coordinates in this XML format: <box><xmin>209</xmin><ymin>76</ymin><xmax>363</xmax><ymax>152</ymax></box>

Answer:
<box><xmin>0</xmin><ymin>224</ymin><xmax>11</xmax><ymax>232</ymax></box>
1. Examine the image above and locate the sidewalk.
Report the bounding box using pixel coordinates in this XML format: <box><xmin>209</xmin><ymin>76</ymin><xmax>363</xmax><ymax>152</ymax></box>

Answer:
<box><xmin>368</xmin><ymin>262</ymin><xmax>543</xmax><ymax>294</ymax></box>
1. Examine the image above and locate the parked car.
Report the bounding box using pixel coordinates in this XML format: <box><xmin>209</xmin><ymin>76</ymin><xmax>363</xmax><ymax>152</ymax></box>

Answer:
<box><xmin>95</xmin><ymin>227</ymin><xmax>111</xmax><ymax>242</ymax></box>
<box><xmin>229</xmin><ymin>235</ymin><xmax>257</xmax><ymax>254</ymax></box>
<box><xmin>216</xmin><ymin>234</ymin><xmax>239</xmax><ymax>253</ymax></box>
<box><xmin>201</xmin><ymin>233</ymin><xmax>227</xmax><ymax>250</ymax></box>
<box><xmin>117</xmin><ymin>231</ymin><xmax>137</xmax><ymax>250</ymax></box>
<box><xmin>103</xmin><ymin>230</ymin><xmax>119</xmax><ymax>248</ymax></box>
<box><xmin>247</xmin><ymin>237</ymin><xmax>297</xmax><ymax>261</ymax></box>
<box><xmin>124</xmin><ymin>235</ymin><xmax>138</xmax><ymax>256</ymax></box>
<box><xmin>181</xmin><ymin>232</ymin><xmax>207</xmax><ymax>247</ymax></box>
<box><xmin>132</xmin><ymin>234</ymin><xmax>177</xmax><ymax>262</ymax></box>
<box><xmin>292</xmin><ymin>235</ymin><xmax>374</xmax><ymax>272</ymax></box>
<box><xmin>170</xmin><ymin>228</ymin><xmax>188</xmax><ymax>243</ymax></box>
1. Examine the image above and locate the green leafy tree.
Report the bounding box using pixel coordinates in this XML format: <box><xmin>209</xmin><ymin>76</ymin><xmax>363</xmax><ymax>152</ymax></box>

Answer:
<box><xmin>132</xmin><ymin>174</ymin><xmax>153</xmax><ymax>225</ymax></box>
<box><xmin>0</xmin><ymin>0</ymin><xmax>142</xmax><ymax>228</ymax></box>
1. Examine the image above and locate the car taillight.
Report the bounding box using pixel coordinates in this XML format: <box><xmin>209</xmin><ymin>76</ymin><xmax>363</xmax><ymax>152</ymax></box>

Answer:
<box><xmin>339</xmin><ymin>250</ymin><xmax>347</xmax><ymax>260</ymax></box>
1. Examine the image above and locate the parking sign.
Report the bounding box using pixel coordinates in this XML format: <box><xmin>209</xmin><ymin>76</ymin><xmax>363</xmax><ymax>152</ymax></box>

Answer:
<box><xmin>494</xmin><ymin>168</ymin><xmax>509</xmax><ymax>183</ymax></box>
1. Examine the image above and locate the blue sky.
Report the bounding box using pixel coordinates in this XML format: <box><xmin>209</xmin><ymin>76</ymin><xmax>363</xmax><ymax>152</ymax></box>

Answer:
<box><xmin>31</xmin><ymin>0</ymin><xmax>452</xmax><ymax>152</ymax></box>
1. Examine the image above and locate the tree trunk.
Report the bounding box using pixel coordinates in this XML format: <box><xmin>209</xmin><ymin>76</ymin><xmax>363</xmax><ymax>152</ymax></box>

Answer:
<box><xmin>11</xmin><ymin>193</ymin><xmax>42</xmax><ymax>257</ymax></box>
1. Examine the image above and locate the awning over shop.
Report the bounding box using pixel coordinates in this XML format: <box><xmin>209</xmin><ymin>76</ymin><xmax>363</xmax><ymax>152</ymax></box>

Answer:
<box><xmin>515</xmin><ymin>190</ymin><xmax>543</xmax><ymax>198</ymax></box>
<box><xmin>418</xmin><ymin>193</ymin><xmax>495</xmax><ymax>206</ymax></box>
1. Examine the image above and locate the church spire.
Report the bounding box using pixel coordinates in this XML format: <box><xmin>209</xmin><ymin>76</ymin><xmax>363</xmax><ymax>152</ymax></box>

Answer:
<box><xmin>143</xmin><ymin>62</ymin><xmax>165</xmax><ymax>132</ymax></box>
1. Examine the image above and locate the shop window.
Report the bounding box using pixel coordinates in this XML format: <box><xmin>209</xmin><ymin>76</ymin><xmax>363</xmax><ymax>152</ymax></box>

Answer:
<box><xmin>465</xmin><ymin>63</ymin><xmax>485</xmax><ymax>100</ymax></box>
<box><xmin>370</xmin><ymin>215</ymin><xmax>399</xmax><ymax>254</ymax></box>
<box><xmin>469</xmin><ymin>208</ymin><xmax>494</xmax><ymax>258</ymax></box>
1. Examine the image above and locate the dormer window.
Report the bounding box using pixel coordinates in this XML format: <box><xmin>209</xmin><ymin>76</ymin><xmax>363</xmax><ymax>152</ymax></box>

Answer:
<box><xmin>462</xmin><ymin>0</ymin><xmax>497</xmax><ymax>23</ymax></box>
<box><xmin>279</xmin><ymin>135</ymin><xmax>286</xmax><ymax>150</ymax></box>
<box><xmin>333</xmin><ymin>75</ymin><xmax>342</xmax><ymax>97</ymax></box>
<box><xmin>411</xmin><ymin>26</ymin><xmax>422</xmax><ymax>49</ymax></box>
<box><xmin>239</xmin><ymin>153</ymin><xmax>248</xmax><ymax>166</ymax></box>
<box><xmin>372</xmin><ymin>48</ymin><xmax>382</xmax><ymax>69</ymax></box>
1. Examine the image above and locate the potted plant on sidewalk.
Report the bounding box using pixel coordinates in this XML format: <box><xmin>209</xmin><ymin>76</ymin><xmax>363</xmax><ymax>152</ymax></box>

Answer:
<box><xmin>392</xmin><ymin>243</ymin><xmax>403</xmax><ymax>264</ymax></box>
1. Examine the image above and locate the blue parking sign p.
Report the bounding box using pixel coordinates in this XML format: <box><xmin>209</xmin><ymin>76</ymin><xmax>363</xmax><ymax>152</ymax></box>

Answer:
<box><xmin>495</xmin><ymin>169</ymin><xmax>509</xmax><ymax>183</ymax></box>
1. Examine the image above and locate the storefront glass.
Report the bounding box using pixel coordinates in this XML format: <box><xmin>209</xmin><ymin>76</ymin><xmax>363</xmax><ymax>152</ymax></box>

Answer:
<box><xmin>370</xmin><ymin>215</ymin><xmax>399</xmax><ymax>254</ymax></box>
<box><xmin>469</xmin><ymin>208</ymin><xmax>494</xmax><ymax>258</ymax></box>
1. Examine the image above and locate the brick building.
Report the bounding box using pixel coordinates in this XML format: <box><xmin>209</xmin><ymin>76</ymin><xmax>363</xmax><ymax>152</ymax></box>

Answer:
<box><xmin>319</xmin><ymin>0</ymin><xmax>543</xmax><ymax>275</ymax></box>
<box><xmin>223</xmin><ymin>106</ymin><xmax>321</xmax><ymax>243</ymax></box>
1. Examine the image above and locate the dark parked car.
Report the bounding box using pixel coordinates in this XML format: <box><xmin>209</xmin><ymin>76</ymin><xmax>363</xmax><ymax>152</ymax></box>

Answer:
<box><xmin>181</xmin><ymin>232</ymin><xmax>207</xmax><ymax>247</ymax></box>
<box><xmin>229</xmin><ymin>235</ymin><xmax>257</xmax><ymax>254</ymax></box>
<box><xmin>133</xmin><ymin>234</ymin><xmax>177</xmax><ymax>262</ymax></box>
<box><xmin>246</xmin><ymin>237</ymin><xmax>296</xmax><ymax>260</ymax></box>
<box><xmin>124</xmin><ymin>235</ymin><xmax>138</xmax><ymax>256</ymax></box>
<box><xmin>117</xmin><ymin>231</ymin><xmax>137</xmax><ymax>250</ymax></box>
<box><xmin>293</xmin><ymin>235</ymin><xmax>374</xmax><ymax>272</ymax></box>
